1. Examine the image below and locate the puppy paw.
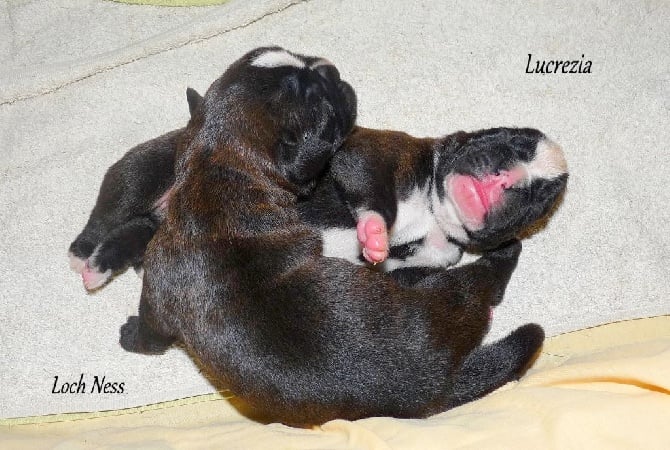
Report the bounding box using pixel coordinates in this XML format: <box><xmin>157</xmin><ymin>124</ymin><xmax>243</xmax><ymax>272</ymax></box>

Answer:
<box><xmin>119</xmin><ymin>316</ymin><xmax>141</xmax><ymax>352</ymax></box>
<box><xmin>81</xmin><ymin>260</ymin><xmax>112</xmax><ymax>291</ymax></box>
<box><xmin>70</xmin><ymin>249</ymin><xmax>111</xmax><ymax>290</ymax></box>
<box><xmin>356</xmin><ymin>211</ymin><xmax>389</xmax><ymax>264</ymax></box>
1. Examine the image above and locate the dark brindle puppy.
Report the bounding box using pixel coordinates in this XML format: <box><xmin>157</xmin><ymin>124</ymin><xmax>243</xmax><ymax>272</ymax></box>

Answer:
<box><xmin>116</xmin><ymin>47</ymin><xmax>543</xmax><ymax>426</ymax></box>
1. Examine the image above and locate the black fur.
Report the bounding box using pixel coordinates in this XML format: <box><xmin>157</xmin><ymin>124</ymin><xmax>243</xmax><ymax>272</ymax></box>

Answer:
<box><xmin>114</xmin><ymin>47</ymin><xmax>543</xmax><ymax>426</ymax></box>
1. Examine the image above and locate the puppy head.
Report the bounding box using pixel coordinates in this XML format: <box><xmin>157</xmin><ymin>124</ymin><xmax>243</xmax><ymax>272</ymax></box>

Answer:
<box><xmin>185</xmin><ymin>47</ymin><xmax>357</xmax><ymax>194</ymax></box>
<box><xmin>433</xmin><ymin>127</ymin><xmax>568</xmax><ymax>249</ymax></box>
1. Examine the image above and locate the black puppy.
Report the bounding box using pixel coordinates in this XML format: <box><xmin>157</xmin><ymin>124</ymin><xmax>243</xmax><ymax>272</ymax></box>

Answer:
<box><xmin>302</xmin><ymin>127</ymin><xmax>568</xmax><ymax>270</ymax></box>
<box><xmin>117</xmin><ymin>47</ymin><xmax>543</xmax><ymax>426</ymax></box>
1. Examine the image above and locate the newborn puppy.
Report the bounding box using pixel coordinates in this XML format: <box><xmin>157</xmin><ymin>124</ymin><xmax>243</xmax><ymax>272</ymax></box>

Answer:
<box><xmin>118</xmin><ymin>47</ymin><xmax>543</xmax><ymax>426</ymax></box>
<box><xmin>303</xmin><ymin>127</ymin><xmax>568</xmax><ymax>270</ymax></box>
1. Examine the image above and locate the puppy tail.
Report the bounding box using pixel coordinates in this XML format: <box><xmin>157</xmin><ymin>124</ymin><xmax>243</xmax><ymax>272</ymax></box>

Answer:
<box><xmin>449</xmin><ymin>323</ymin><xmax>544</xmax><ymax>408</ymax></box>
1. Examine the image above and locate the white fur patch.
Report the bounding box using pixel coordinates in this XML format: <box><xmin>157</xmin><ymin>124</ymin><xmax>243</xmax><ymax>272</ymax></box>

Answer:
<box><xmin>388</xmin><ymin>186</ymin><xmax>435</xmax><ymax>246</ymax></box>
<box><xmin>82</xmin><ymin>244</ymin><xmax>113</xmax><ymax>290</ymax></box>
<box><xmin>68</xmin><ymin>252</ymin><xmax>87</xmax><ymax>274</ymax></box>
<box><xmin>524</xmin><ymin>138</ymin><xmax>568</xmax><ymax>180</ymax></box>
<box><xmin>251</xmin><ymin>49</ymin><xmax>306</xmax><ymax>69</ymax></box>
<box><xmin>380</xmin><ymin>226</ymin><xmax>463</xmax><ymax>271</ymax></box>
<box><xmin>322</xmin><ymin>188</ymin><xmax>467</xmax><ymax>269</ymax></box>
<box><xmin>321</xmin><ymin>227</ymin><xmax>363</xmax><ymax>264</ymax></box>
<box><xmin>310</xmin><ymin>58</ymin><xmax>333</xmax><ymax>69</ymax></box>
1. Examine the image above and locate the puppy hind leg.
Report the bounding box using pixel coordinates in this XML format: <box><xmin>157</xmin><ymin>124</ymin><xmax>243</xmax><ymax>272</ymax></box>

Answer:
<box><xmin>329</xmin><ymin>151</ymin><xmax>398</xmax><ymax>264</ymax></box>
<box><xmin>465</xmin><ymin>239</ymin><xmax>522</xmax><ymax>306</ymax></box>
<box><xmin>448</xmin><ymin>323</ymin><xmax>544</xmax><ymax>408</ymax></box>
<box><xmin>403</xmin><ymin>240</ymin><xmax>521</xmax><ymax>304</ymax></box>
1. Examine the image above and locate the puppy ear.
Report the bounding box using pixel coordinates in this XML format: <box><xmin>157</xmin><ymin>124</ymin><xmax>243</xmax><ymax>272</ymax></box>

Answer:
<box><xmin>186</xmin><ymin>88</ymin><xmax>203</xmax><ymax>117</ymax></box>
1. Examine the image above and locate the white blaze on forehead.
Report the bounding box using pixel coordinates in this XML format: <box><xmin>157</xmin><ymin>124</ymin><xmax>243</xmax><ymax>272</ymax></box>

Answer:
<box><xmin>524</xmin><ymin>138</ymin><xmax>568</xmax><ymax>180</ymax></box>
<box><xmin>251</xmin><ymin>49</ymin><xmax>306</xmax><ymax>68</ymax></box>
<box><xmin>310</xmin><ymin>58</ymin><xmax>333</xmax><ymax>69</ymax></box>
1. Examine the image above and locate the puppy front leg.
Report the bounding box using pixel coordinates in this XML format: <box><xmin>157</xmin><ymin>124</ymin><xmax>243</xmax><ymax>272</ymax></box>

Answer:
<box><xmin>68</xmin><ymin>86</ymin><xmax>198</xmax><ymax>281</ymax></box>
<box><xmin>329</xmin><ymin>151</ymin><xmax>398</xmax><ymax>264</ymax></box>
<box><xmin>277</xmin><ymin>138</ymin><xmax>340</xmax><ymax>196</ymax></box>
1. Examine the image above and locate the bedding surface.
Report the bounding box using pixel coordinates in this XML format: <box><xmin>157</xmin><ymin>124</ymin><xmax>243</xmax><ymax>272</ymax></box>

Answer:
<box><xmin>2</xmin><ymin>316</ymin><xmax>669</xmax><ymax>449</ymax></box>
<box><xmin>1</xmin><ymin>0</ymin><xmax>669</xmax><ymax>418</ymax></box>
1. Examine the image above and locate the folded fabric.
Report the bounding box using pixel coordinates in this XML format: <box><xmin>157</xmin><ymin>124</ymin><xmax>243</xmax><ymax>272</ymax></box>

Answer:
<box><xmin>2</xmin><ymin>316</ymin><xmax>668</xmax><ymax>449</ymax></box>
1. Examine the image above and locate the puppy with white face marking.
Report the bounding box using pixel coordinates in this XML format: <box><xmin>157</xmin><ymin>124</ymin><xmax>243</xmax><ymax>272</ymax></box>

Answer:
<box><xmin>304</xmin><ymin>127</ymin><xmax>568</xmax><ymax>271</ymax></box>
<box><xmin>116</xmin><ymin>47</ymin><xmax>543</xmax><ymax>426</ymax></box>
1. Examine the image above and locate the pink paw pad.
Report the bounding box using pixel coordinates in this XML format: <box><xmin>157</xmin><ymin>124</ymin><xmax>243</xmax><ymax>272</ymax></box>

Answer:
<box><xmin>356</xmin><ymin>212</ymin><xmax>389</xmax><ymax>264</ymax></box>
<box><xmin>81</xmin><ymin>261</ymin><xmax>112</xmax><ymax>291</ymax></box>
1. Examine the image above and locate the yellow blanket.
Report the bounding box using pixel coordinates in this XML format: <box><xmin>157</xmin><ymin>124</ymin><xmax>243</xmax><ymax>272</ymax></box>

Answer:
<box><xmin>2</xmin><ymin>316</ymin><xmax>668</xmax><ymax>449</ymax></box>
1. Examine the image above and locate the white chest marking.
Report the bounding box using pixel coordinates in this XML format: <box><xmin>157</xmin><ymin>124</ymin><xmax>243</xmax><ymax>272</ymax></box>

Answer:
<box><xmin>389</xmin><ymin>186</ymin><xmax>435</xmax><ymax>246</ymax></box>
